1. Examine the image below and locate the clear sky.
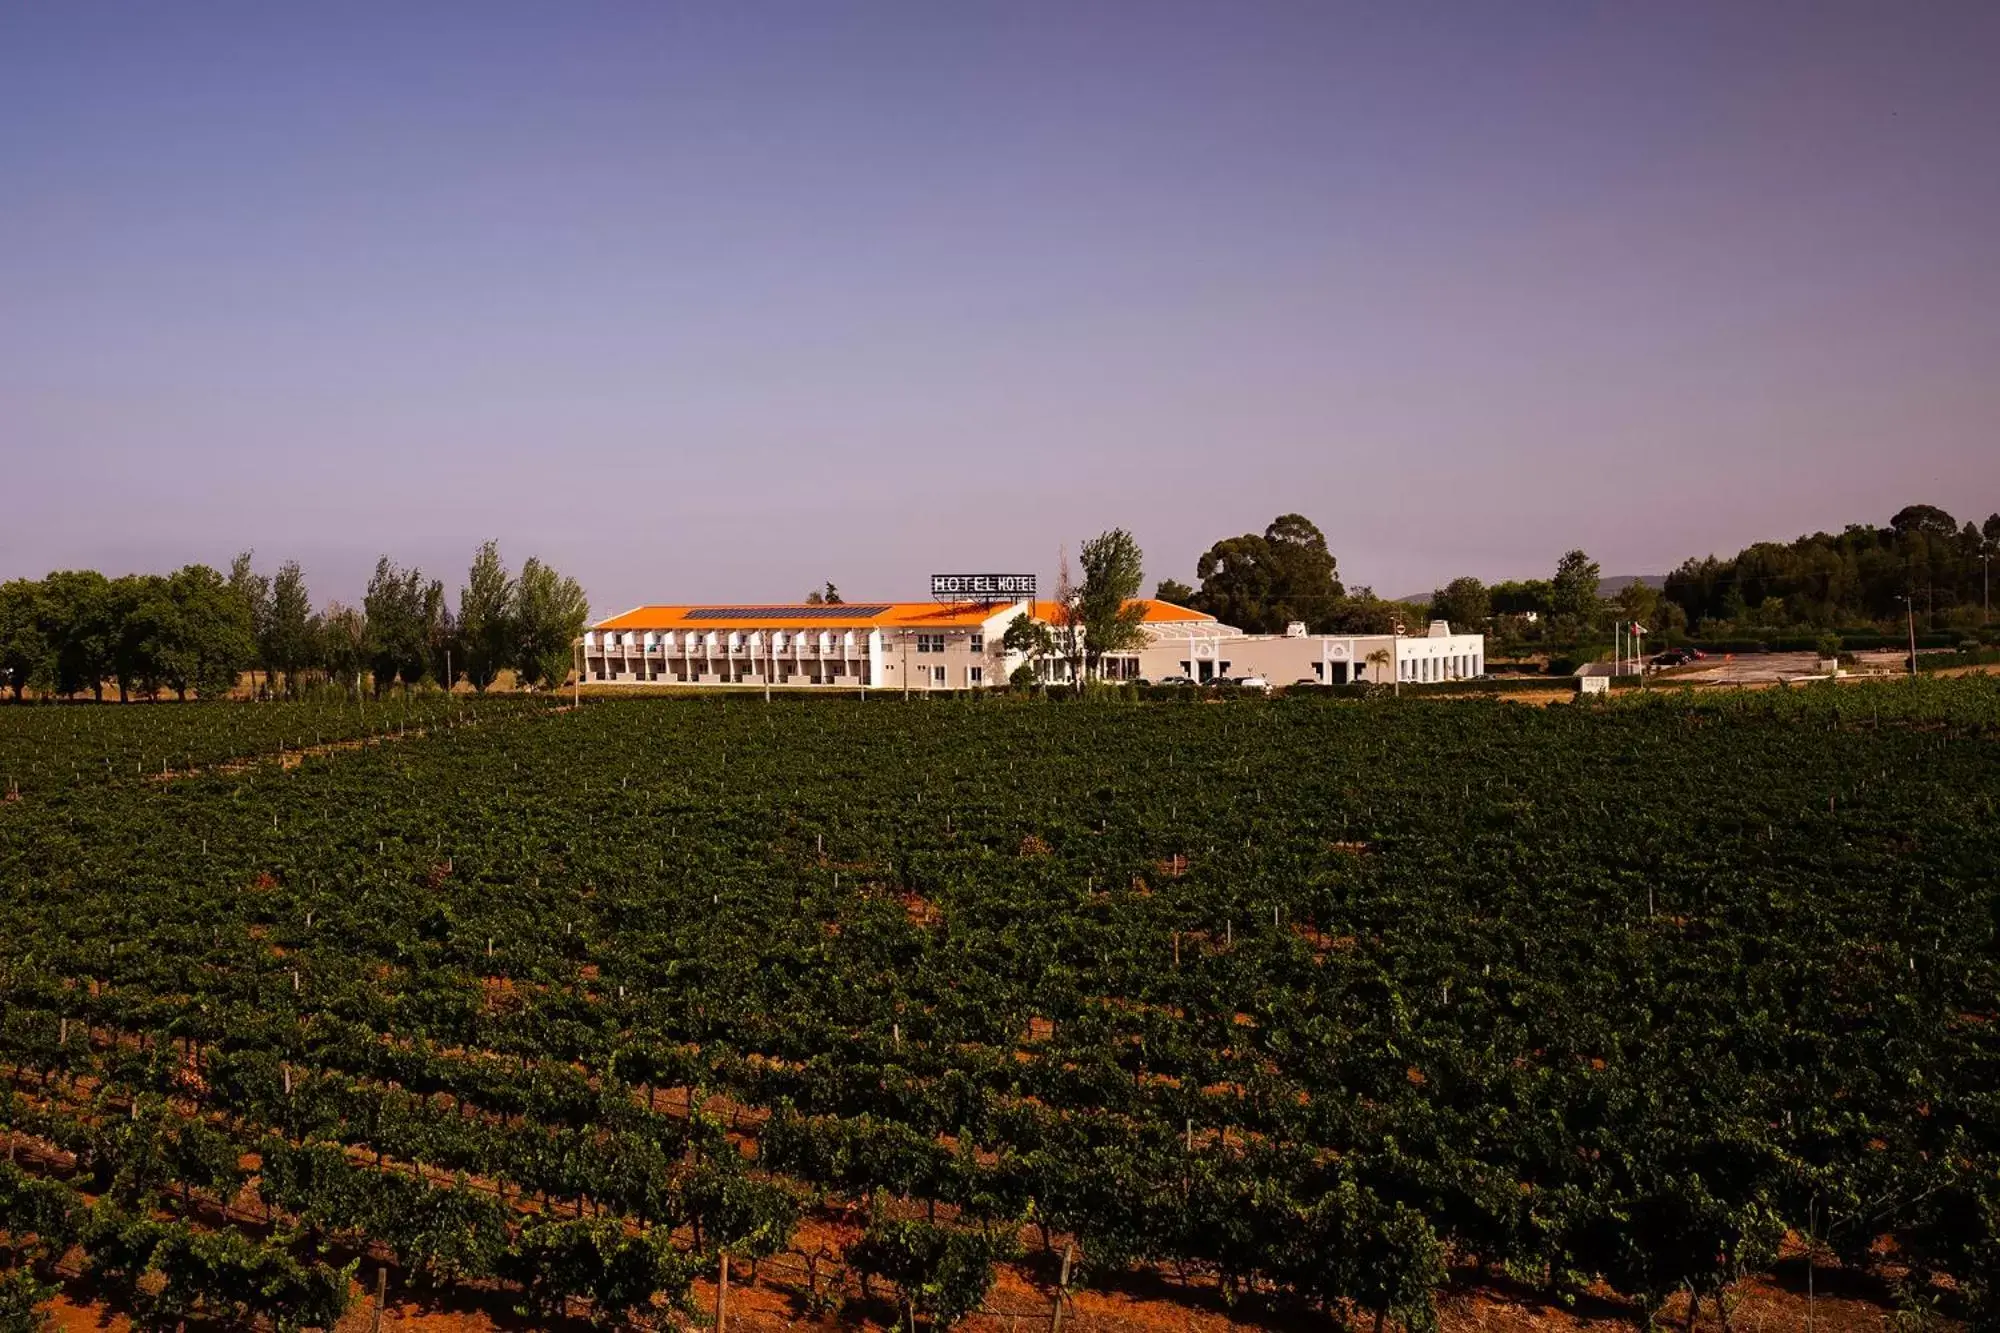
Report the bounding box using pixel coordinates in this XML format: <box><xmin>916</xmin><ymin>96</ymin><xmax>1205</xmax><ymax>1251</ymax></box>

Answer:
<box><xmin>4</xmin><ymin>3</ymin><xmax>1996</xmax><ymax>614</ymax></box>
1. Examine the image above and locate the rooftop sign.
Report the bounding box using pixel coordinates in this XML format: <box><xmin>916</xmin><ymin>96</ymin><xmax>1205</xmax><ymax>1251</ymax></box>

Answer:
<box><xmin>931</xmin><ymin>573</ymin><xmax>1036</xmax><ymax>602</ymax></box>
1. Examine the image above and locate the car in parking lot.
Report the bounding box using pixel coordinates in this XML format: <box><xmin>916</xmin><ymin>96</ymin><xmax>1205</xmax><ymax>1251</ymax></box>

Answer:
<box><xmin>1157</xmin><ymin>675</ymin><xmax>1195</xmax><ymax>686</ymax></box>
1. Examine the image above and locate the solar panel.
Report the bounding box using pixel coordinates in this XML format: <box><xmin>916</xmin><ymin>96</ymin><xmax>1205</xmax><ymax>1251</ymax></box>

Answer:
<box><xmin>682</xmin><ymin>605</ymin><xmax>891</xmax><ymax>621</ymax></box>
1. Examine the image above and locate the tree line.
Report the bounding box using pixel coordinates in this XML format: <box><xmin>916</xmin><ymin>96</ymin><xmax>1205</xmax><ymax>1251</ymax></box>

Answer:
<box><xmin>1151</xmin><ymin>504</ymin><xmax>1998</xmax><ymax>662</ymax></box>
<box><xmin>0</xmin><ymin>542</ymin><xmax>588</xmax><ymax>702</ymax></box>
<box><xmin>1661</xmin><ymin>503</ymin><xmax>1999</xmax><ymax>633</ymax></box>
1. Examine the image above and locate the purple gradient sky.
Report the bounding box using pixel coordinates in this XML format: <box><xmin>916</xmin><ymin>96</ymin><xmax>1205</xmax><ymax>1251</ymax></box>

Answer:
<box><xmin>4</xmin><ymin>3</ymin><xmax>1997</xmax><ymax>614</ymax></box>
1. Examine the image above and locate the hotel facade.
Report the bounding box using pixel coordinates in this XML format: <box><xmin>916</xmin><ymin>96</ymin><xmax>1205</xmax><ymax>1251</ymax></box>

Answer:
<box><xmin>579</xmin><ymin>595</ymin><xmax>1484</xmax><ymax>689</ymax></box>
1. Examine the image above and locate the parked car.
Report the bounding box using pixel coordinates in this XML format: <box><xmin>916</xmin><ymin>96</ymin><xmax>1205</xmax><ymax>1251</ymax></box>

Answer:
<box><xmin>1158</xmin><ymin>675</ymin><xmax>1195</xmax><ymax>686</ymax></box>
<box><xmin>1235</xmin><ymin>675</ymin><xmax>1271</xmax><ymax>691</ymax></box>
<box><xmin>1292</xmin><ymin>677</ymin><xmax>1323</xmax><ymax>687</ymax></box>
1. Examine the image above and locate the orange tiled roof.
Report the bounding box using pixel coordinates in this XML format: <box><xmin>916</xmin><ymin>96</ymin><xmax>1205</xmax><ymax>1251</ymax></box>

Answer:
<box><xmin>593</xmin><ymin>601</ymin><xmax>1019</xmax><ymax>632</ymax></box>
<box><xmin>1027</xmin><ymin>599</ymin><xmax>1214</xmax><ymax>624</ymax></box>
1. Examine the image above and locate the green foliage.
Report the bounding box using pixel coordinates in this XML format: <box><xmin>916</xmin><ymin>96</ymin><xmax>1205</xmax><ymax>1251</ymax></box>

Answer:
<box><xmin>504</xmin><ymin>1218</ymin><xmax>696</xmax><ymax>1326</ymax></box>
<box><xmin>849</xmin><ymin>1216</ymin><xmax>1014</xmax><ymax>1329</ymax></box>
<box><xmin>459</xmin><ymin>540</ymin><xmax>516</xmax><ymax>693</ymax></box>
<box><xmin>1185</xmin><ymin>513</ymin><xmax>1345</xmax><ymax>633</ymax></box>
<box><xmin>513</xmin><ymin>556</ymin><xmax>589</xmax><ymax>689</ymax></box>
<box><xmin>1429</xmin><ymin>576</ymin><xmax>1490</xmax><ymax>633</ymax></box>
<box><xmin>1666</xmin><ymin>505</ymin><xmax>2000</xmax><ymax>632</ymax></box>
<box><xmin>3</xmin><ymin>678</ymin><xmax>2000</xmax><ymax>1328</ymax></box>
<box><xmin>1075</xmin><ymin>528</ymin><xmax>1149</xmax><ymax>677</ymax></box>
<box><xmin>0</xmin><ymin>1267</ymin><xmax>54</xmax><ymax>1333</ymax></box>
<box><xmin>363</xmin><ymin>557</ymin><xmax>436</xmax><ymax>694</ymax></box>
<box><xmin>1549</xmin><ymin>549</ymin><xmax>1602</xmax><ymax>626</ymax></box>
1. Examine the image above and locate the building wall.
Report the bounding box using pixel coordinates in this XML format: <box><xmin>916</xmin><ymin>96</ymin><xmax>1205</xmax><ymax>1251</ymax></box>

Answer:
<box><xmin>580</xmin><ymin>607</ymin><xmax>1020</xmax><ymax>689</ymax></box>
<box><xmin>1133</xmin><ymin>627</ymin><xmax>1484</xmax><ymax>685</ymax></box>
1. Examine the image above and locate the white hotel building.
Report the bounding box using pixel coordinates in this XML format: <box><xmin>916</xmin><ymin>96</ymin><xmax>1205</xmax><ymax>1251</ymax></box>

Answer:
<box><xmin>579</xmin><ymin>596</ymin><xmax>1483</xmax><ymax>689</ymax></box>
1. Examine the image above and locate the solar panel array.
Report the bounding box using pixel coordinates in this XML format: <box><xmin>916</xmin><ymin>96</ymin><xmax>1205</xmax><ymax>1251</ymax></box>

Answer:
<box><xmin>681</xmin><ymin>605</ymin><xmax>892</xmax><ymax>621</ymax></box>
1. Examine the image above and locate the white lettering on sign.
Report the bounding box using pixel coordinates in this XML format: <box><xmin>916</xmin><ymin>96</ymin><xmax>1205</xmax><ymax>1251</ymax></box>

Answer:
<box><xmin>930</xmin><ymin>574</ymin><xmax>1037</xmax><ymax>598</ymax></box>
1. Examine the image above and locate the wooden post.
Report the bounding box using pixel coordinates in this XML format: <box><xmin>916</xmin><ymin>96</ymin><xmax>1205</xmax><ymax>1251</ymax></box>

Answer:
<box><xmin>715</xmin><ymin>1252</ymin><xmax>729</xmax><ymax>1333</ymax></box>
<box><xmin>371</xmin><ymin>1264</ymin><xmax>387</xmax><ymax>1332</ymax></box>
<box><xmin>1049</xmin><ymin>1243</ymin><xmax>1074</xmax><ymax>1333</ymax></box>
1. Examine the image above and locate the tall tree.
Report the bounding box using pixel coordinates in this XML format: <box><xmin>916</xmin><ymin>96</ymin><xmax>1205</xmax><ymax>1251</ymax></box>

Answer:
<box><xmin>1075</xmin><ymin>528</ymin><xmax>1149</xmax><ymax>681</ymax></box>
<box><xmin>264</xmin><ymin>561</ymin><xmax>315</xmax><ymax>697</ymax></box>
<box><xmin>1550</xmin><ymin>549</ymin><xmax>1603</xmax><ymax>625</ymax></box>
<box><xmin>362</xmin><ymin>558</ymin><xmax>429</xmax><ymax>695</ymax></box>
<box><xmin>1429</xmin><ymin>577</ymin><xmax>1491</xmax><ymax>633</ymax></box>
<box><xmin>36</xmin><ymin>570</ymin><xmax>115</xmax><ymax>699</ymax></box>
<box><xmin>0</xmin><ymin>579</ymin><xmax>47</xmax><ymax>700</ymax></box>
<box><xmin>318</xmin><ymin>602</ymin><xmax>368</xmax><ymax>696</ymax></box>
<box><xmin>458</xmin><ymin>541</ymin><xmax>515</xmax><ymax>693</ymax></box>
<box><xmin>159</xmin><ymin>565</ymin><xmax>255</xmax><ymax>699</ymax></box>
<box><xmin>513</xmin><ymin>557</ymin><xmax>589</xmax><ymax>690</ymax></box>
<box><xmin>1188</xmin><ymin>514</ymin><xmax>1345</xmax><ymax>633</ymax></box>
<box><xmin>422</xmin><ymin>578</ymin><xmax>456</xmax><ymax>689</ymax></box>
<box><xmin>107</xmin><ymin>574</ymin><xmax>172</xmax><ymax>701</ymax></box>
<box><xmin>804</xmin><ymin>583</ymin><xmax>843</xmax><ymax>605</ymax></box>
<box><xmin>227</xmin><ymin>552</ymin><xmax>272</xmax><ymax>691</ymax></box>
<box><xmin>1154</xmin><ymin>578</ymin><xmax>1196</xmax><ymax>607</ymax></box>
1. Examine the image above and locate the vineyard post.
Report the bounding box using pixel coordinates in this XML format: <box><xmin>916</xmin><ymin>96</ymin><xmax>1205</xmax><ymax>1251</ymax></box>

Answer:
<box><xmin>715</xmin><ymin>1252</ymin><xmax>729</xmax><ymax>1333</ymax></box>
<box><xmin>1906</xmin><ymin>595</ymin><xmax>1918</xmax><ymax>675</ymax></box>
<box><xmin>1048</xmin><ymin>1242</ymin><xmax>1074</xmax><ymax>1333</ymax></box>
<box><xmin>371</xmin><ymin>1263</ymin><xmax>387</xmax><ymax>1333</ymax></box>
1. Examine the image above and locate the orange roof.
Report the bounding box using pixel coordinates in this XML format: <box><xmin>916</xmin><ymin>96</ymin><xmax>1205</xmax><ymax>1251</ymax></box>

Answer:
<box><xmin>1028</xmin><ymin>598</ymin><xmax>1214</xmax><ymax>625</ymax></box>
<box><xmin>593</xmin><ymin>601</ymin><xmax>1019</xmax><ymax>632</ymax></box>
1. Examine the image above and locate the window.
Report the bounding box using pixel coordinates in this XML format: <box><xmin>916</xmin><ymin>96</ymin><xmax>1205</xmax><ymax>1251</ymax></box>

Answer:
<box><xmin>931</xmin><ymin>665</ymin><xmax>947</xmax><ymax>685</ymax></box>
<box><xmin>916</xmin><ymin>633</ymin><xmax>945</xmax><ymax>653</ymax></box>
<box><xmin>968</xmin><ymin>633</ymin><xmax>983</xmax><ymax>653</ymax></box>
<box><xmin>968</xmin><ymin>666</ymin><xmax>983</xmax><ymax>686</ymax></box>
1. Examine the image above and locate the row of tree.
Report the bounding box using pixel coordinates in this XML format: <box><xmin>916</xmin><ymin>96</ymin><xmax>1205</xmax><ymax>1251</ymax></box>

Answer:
<box><xmin>0</xmin><ymin>543</ymin><xmax>588</xmax><ymax>701</ymax></box>
<box><xmin>1661</xmin><ymin>503</ymin><xmax>1999</xmax><ymax>633</ymax></box>
<box><xmin>1151</xmin><ymin>504</ymin><xmax>1997</xmax><ymax>655</ymax></box>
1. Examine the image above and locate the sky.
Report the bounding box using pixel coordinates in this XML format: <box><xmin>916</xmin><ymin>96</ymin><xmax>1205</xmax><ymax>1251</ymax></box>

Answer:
<box><xmin>3</xmin><ymin>3</ymin><xmax>1997</xmax><ymax>615</ymax></box>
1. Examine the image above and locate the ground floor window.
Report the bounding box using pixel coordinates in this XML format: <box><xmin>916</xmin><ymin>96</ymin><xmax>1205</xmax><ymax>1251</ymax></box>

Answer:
<box><xmin>967</xmin><ymin>666</ymin><xmax>983</xmax><ymax>686</ymax></box>
<box><xmin>930</xmin><ymin>666</ymin><xmax>947</xmax><ymax>685</ymax></box>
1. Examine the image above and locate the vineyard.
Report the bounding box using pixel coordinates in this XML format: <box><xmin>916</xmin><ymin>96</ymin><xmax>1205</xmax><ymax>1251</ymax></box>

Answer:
<box><xmin>1</xmin><ymin>681</ymin><xmax>1997</xmax><ymax>1330</ymax></box>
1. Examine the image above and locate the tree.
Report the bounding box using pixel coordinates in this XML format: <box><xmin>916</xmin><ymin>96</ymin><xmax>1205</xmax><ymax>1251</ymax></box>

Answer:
<box><xmin>1075</xmin><ymin>528</ymin><xmax>1148</xmax><ymax>681</ymax></box>
<box><xmin>159</xmin><ymin>565</ymin><xmax>255</xmax><ymax>699</ymax></box>
<box><xmin>36</xmin><ymin>570</ymin><xmax>114</xmax><ymax>699</ymax></box>
<box><xmin>263</xmin><ymin>562</ymin><xmax>314</xmax><ymax>697</ymax></box>
<box><xmin>106</xmin><ymin>575</ymin><xmax>170</xmax><ymax>701</ymax></box>
<box><xmin>1187</xmin><ymin>514</ymin><xmax>1345</xmax><ymax>633</ymax></box>
<box><xmin>318</xmin><ymin>602</ymin><xmax>368</xmax><ymax>696</ymax></box>
<box><xmin>514</xmin><ymin>557</ymin><xmax>589</xmax><ymax>690</ymax></box>
<box><xmin>0</xmin><ymin>580</ymin><xmax>45</xmax><ymax>700</ymax></box>
<box><xmin>1002</xmin><ymin>614</ymin><xmax>1057</xmax><ymax>688</ymax></box>
<box><xmin>363</xmin><ymin>558</ymin><xmax>430</xmax><ymax>695</ymax></box>
<box><xmin>227</xmin><ymin>553</ymin><xmax>271</xmax><ymax>692</ymax></box>
<box><xmin>1365</xmin><ymin>646</ymin><xmax>1393</xmax><ymax>686</ymax></box>
<box><xmin>1549</xmin><ymin>550</ymin><xmax>1602</xmax><ymax>626</ymax></box>
<box><xmin>1429</xmin><ymin>577</ymin><xmax>1490</xmax><ymax>633</ymax></box>
<box><xmin>805</xmin><ymin>583</ymin><xmax>843</xmax><ymax>606</ymax></box>
<box><xmin>1489</xmin><ymin>579</ymin><xmax>1552</xmax><ymax>618</ymax></box>
<box><xmin>421</xmin><ymin>577</ymin><xmax>456</xmax><ymax>689</ymax></box>
<box><xmin>1889</xmin><ymin>504</ymin><xmax>1959</xmax><ymax>541</ymax></box>
<box><xmin>459</xmin><ymin>541</ymin><xmax>516</xmax><ymax>693</ymax></box>
<box><xmin>1154</xmin><ymin>578</ymin><xmax>1196</xmax><ymax>606</ymax></box>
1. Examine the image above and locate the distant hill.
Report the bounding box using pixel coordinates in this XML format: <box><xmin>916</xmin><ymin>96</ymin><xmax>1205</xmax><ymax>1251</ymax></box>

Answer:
<box><xmin>1394</xmin><ymin>574</ymin><xmax>1665</xmax><ymax>605</ymax></box>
